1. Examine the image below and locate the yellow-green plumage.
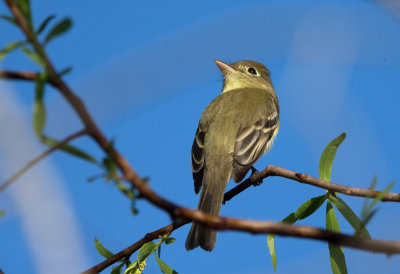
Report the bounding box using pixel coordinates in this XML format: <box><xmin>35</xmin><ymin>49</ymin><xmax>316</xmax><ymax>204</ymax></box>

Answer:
<box><xmin>186</xmin><ymin>60</ymin><xmax>279</xmax><ymax>251</ymax></box>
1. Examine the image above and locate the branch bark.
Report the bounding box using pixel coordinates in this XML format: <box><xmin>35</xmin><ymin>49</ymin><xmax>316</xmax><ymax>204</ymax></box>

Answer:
<box><xmin>224</xmin><ymin>165</ymin><xmax>400</xmax><ymax>203</ymax></box>
<box><xmin>0</xmin><ymin>70</ymin><xmax>40</xmax><ymax>82</ymax></box>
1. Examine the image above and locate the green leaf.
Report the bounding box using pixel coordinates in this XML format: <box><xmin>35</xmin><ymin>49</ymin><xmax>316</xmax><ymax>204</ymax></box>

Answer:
<box><xmin>267</xmin><ymin>234</ymin><xmax>277</xmax><ymax>271</ymax></box>
<box><xmin>16</xmin><ymin>0</ymin><xmax>33</xmax><ymax>31</ymax></box>
<box><xmin>0</xmin><ymin>15</ymin><xmax>18</xmax><ymax>26</ymax></box>
<box><xmin>0</xmin><ymin>41</ymin><xmax>25</xmax><ymax>62</ymax></box>
<box><xmin>359</xmin><ymin>208</ymin><xmax>378</xmax><ymax>235</ymax></box>
<box><xmin>163</xmin><ymin>236</ymin><xmax>176</xmax><ymax>245</ymax></box>
<box><xmin>94</xmin><ymin>238</ymin><xmax>114</xmax><ymax>259</ymax></box>
<box><xmin>111</xmin><ymin>268</ymin><xmax>121</xmax><ymax>274</ymax></box>
<box><xmin>41</xmin><ymin>136</ymin><xmax>97</xmax><ymax>163</ymax></box>
<box><xmin>329</xmin><ymin>195</ymin><xmax>371</xmax><ymax>239</ymax></box>
<box><xmin>124</xmin><ymin>260</ymin><xmax>138</xmax><ymax>273</ymax></box>
<box><xmin>158</xmin><ymin>244</ymin><xmax>162</xmax><ymax>258</ymax></box>
<box><xmin>33</xmin><ymin>73</ymin><xmax>47</xmax><ymax>137</ymax></box>
<box><xmin>137</xmin><ymin>241</ymin><xmax>157</xmax><ymax>264</ymax></box>
<box><xmin>294</xmin><ymin>194</ymin><xmax>326</xmax><ymax>220</ymax></box>
<box><xmin>155</xmin><ymin>254</ymin><xmax>178</xmax><ymax>274</ymax></box>
<box><xmin>130</xmin><ymin>202</ymin><xmax>139</xmax><ymax>215</ymax></box>
<box><xmin>0</xmin><ymin>210</ymin><xmax>6</xmax><ymax>217</ymax></box>
<box><xmin>361</xmin><ymin>176</ymin><xmax>378</xmax><ymax>219</ymax></box>
<box><xmin>116</xmin><ymin>181</ymin><xmax>136</xmax><ymax>199</ymax></box>
<box><xmin>44</xmin><ymin>17</ymin><xmax>72</xmax><ymax>45</ymax></box>
<box><xmin>266</xmin><ymin>195</ymin><xmax>326</xmax><ymax>271</ymax></box>
<box><xmin>110</xmin><ymin>263</ymin><xmax>123</xmax><ymax>274</ymax></box>
<box><xmin>36</xmin><ymin>14</ymin><xmax>56</xmax><ymax>34</ymax></box>
<box><xmin>103</xmin><ymin>142</ymin><xmax>118</xmax><ymax>176</ymax></box>
<box><xmin>22</xmin><ymin>47</ymin><xmax>45</xmax><ymax>67</ymax></box>
<box><xmin>266</xmin><ymin>213</ymin><xmax>294</xmax><ymax>271</ymax></box>
<box><xmin>319</xmin><ymin>132</ymin><xmax>346</xmax><ymax>182</ymax></box>
<box><xmin>364</xmin><ymin>181</ymin><xmax>395</xmax><ymax>216</ymax></box>
<box><xmin>326</xmin><ymin>202</ymin><xmax>348</xmax><ymax>274</ymax></box>
<box><xmin>281</xmin><ymin>212</ymin><xmax>296</xmax><ymax>224</ymax></box>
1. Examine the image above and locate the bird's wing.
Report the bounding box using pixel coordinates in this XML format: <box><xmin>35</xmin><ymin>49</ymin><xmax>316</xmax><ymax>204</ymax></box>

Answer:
<box><xmin>232</xmin><ymin>105</ymin><xmax>279</xmax><ymax>182</ymax></box>
<box><xmin>191</xmin><ymin>127</ymin><xmax>206</xmax><ymax>194</ymax></box>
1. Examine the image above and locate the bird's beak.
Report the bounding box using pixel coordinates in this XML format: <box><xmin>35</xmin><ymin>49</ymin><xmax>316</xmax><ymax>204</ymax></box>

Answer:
<box><xmin>215</xmin><ymin>60</ymin><xmax>235</xmax><ymax>74</ymax></box>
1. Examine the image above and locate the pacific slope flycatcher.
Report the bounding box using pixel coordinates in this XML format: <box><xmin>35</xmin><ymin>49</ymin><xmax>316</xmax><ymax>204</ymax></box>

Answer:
<box><xmin>185</xmin><ymin>60</ymin><xmax>280</xmax><ymax>251</ymax></box>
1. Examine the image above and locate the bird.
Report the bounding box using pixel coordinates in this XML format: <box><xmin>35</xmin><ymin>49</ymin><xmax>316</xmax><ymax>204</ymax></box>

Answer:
<box><xmin>185</xmin><ymin>59</ymin><xmax>280</xmax><ymax>251</ymax></box>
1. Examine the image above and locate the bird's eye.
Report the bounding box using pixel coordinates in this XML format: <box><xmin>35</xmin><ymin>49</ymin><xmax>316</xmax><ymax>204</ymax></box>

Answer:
<box><xmin>247</xmin><ymin>67</ymin><xmax>257</xmax><ymax>75</ymax></box>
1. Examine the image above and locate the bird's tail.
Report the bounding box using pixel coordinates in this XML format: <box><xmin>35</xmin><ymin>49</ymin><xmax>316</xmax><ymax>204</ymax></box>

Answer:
<box><xmin>185</xmin><ymin>164</ymin><xmax>230</xmax><ymax>251</ymax></box>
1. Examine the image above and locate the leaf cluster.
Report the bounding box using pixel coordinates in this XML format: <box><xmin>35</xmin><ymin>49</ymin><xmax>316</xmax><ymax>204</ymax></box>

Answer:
<box><xmin>95</xmin><ymin>236</ymin><xmax>178</xmax><ymax>274</ymax></box>
<box><xmin>267</xmin><ymin>133</ymin><xmax>394</xmax><ymax>273</ymax></box>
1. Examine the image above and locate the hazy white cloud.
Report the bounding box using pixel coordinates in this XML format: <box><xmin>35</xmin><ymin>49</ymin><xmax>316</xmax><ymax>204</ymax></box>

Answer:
<box><xmin>0</xmin><ymin>84</ymin><xmax>89</xmax><ymax>274</ymax></box>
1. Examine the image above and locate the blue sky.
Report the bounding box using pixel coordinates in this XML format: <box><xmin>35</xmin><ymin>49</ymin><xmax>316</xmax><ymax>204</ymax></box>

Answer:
<box><xmin>1</xmin><ymin>0</ymin><xmax>400</xmax><ymax>273</ymax></box>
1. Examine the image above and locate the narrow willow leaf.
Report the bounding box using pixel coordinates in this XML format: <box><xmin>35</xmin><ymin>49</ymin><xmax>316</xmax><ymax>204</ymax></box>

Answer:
<box><xmin>0</xmin><ymin>210</ymin><xmax>6</xmax><ymax>217</ymax></box>
<box><xmin>326</xmin><ymin>202</ymin><xmax>348</xmax><ymax>274</ymax></box>
<box><xmin>137</xmin><ymin>242</ymin><xmax>157</xmax><ymax>264</ymax></box>
<box><xmin>329</xmin><ymin>195</ymin><xmax>371</xmax><ymax>239</ymax></box>
<box><xmin>16</xmin><ymin>0</ymin><xmax>33</xmax><ymax>31</ymax></box>
<box><xmin>362</xmin><ymin>176</ymin><xmax>378</xmax><ymax>218</ymax></box>
<box><xmin>267</xmin><ymin>195</ymin><xmax>326</xmax><ymax>271</ymax></box>
<box><xmin>359</xmin><ymin>208</ymin><xmax>378</xmax><ymax>235</ymax></box>
<box><xmin>41</xmin><ymin>136</ymin><xmax>97</xmax><ymax>163</ymax></box>
<box><xmin>44</xmin><ymin>17</ymin><xmax>72</xmax><ymax>45</ymax></box>
<box><xmin>281</xmin><ymin>212</ymin><xmax>296</xmax><ymax>224</ymax></box>
<box><xmin>36</xmin><ymin>14</ymin><xmax>56</xmax><ymax>34</ymax></box>
<box><xmin>267</xmin><ymin>234</ymin><xmax>277</xmax><ymax>271</ymax></box>
<box><xmin>33</xmin><ymin>73</ymin><xmax>47</xmax><ymax>137</ymax></box>
<box><xmin>155</xmin><ymin>254</ymin><xmax>178</xmax><ymax>274</ymax></box>
<box><xmin>0</xmin><ymin>41</ymin><xmax>25</xmax><ymax>62</ymax></box>
<box><xmin>0</xmin><ymin>15</ymin><xmax>18</xmax><ymax>26</ymax></box>
<box><xmin>22</xmin><ymin>47</ymin><xmax>45</xmax><ymax>67</ymax></box>
<box><xmin>266</xmin><ymin>213</ymin><xmax>294</xmax><ymax>272</ymax></box>
<box><xmin>319</xmin><ymin>133</ymin><xmax>346</xmax><ymax>182</ymax></box>
<box><xmin>365</xmin><ymin>181</ymin><xmax>395</xmax><ymax>215</ymax></box>
<box><xmin>295</xmin><ymin>194</ymin><xmax>326</xmax><ymax>220</ymax></box>
<box><xmin>94</xmin><ymin>238</ymin><xmax>114</xmax><ymax>259</ymax></box>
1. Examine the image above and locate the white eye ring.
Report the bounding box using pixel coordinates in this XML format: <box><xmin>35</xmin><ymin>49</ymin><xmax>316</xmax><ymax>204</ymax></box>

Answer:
<box><xmin>247</xmin><ymin>67</ymin><xmax>258</xmax><ymax>76</ymax></box>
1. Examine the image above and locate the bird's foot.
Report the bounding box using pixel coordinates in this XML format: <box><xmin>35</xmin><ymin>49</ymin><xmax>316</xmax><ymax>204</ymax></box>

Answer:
<box><xmin>251</xmin><ymin>166</ymin><xmax>263</xmax><ymax>186</ymax></box>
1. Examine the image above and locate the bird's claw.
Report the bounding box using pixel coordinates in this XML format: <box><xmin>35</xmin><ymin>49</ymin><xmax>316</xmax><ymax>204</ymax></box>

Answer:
<box><xmin>251</xmin><ymin>166</ymin><xmax>263</xmax><ymax>186</ymax></box>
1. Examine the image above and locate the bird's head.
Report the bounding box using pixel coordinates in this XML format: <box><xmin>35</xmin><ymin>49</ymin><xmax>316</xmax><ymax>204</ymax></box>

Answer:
<box><xmin>215</xmin><ymin>60</ymin><xmax>272</xmax><ymax>93</ymax></box>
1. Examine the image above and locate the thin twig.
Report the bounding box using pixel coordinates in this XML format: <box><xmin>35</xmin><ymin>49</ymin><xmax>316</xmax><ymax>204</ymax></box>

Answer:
<box><xmin>0</xmin><ymin>70</ymin><xmax>38</xmax><ymax>82</ymax></box>
<box><xmin>0</xmin><ymin>70</ymin><xmax>58</xmax><ymax>87</ymax></box>
<box><xmin>0</xmin><ymin>129</ymin><xmax>88</xmax><ymax>193</ymax></box>
<box><xmin>81</xmin><ymin>221</ymin><xmax>187</xmax><ymax>274</ymax></box>
<box><xmin>224</xmin><ymin>165</ymin><xmax>400</xmax><ymax>203</ymax></box>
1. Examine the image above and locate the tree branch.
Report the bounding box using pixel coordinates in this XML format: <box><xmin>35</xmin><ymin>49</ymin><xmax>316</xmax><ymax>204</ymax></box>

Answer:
<box><xmin>224</xmin><ymin>165</ymin><xmax>400</xmax><ymax>203</ymax></box>
<box><xmin>0</xmin><ymin>129</ymin><xmax>88</xmax><ymax>193</ymax></box>
<box><xmin>84</xmin><ymin>213</ymin><xmax>400</xmax><ymax>273</ymax></box>
<box><xmin>0</xmin><ymin>70</ymin><xmax>39</xmax><ymax>82</ymax></box>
